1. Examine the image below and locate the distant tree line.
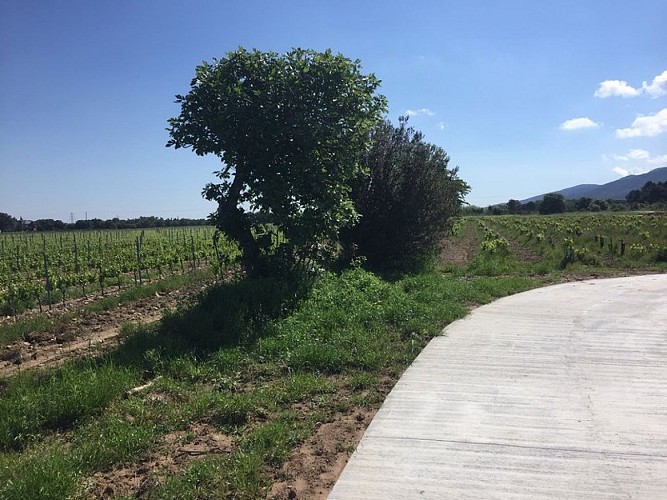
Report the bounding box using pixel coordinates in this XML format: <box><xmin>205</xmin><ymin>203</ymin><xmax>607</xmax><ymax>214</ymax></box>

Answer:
<box><xmin>463</xmin><ymin>181</ymin><xmax>667</xmax><ymax>216</ymax></box>
<box><xmin>0</xmin><ymin>213</ymin><xmax>208</xmax><ymax>232</ymax></box>
<box><xmin>625</xmin><ymin>181</ymin><xmax>667</xmax><ymax>204</ymax></box>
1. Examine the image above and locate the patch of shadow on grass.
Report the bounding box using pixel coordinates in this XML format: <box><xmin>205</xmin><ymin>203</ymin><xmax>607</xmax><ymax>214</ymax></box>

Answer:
<box><xmin>107</xmin><ymin>272</ymin><xmax>313</xmax><ymax>373</ymax></box>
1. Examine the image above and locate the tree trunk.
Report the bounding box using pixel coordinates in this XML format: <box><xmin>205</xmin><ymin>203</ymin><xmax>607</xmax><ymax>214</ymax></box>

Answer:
<box><xmin>216</xmin><ymin>169</ymin><xmax>261</xmax><ymax>271</ymax></box>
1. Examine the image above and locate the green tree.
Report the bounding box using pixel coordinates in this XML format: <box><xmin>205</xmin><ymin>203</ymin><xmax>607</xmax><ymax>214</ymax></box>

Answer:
<box><xmin>34</xmin><ymin>219</ymin><xmax>65</xmax><ymax>231</ymax></box>
<box><xmin>626</xmin><ymin>189</ymin><xmax>641</xmax><ymax>204</ymax></box>
<box><xmin>575</xmin><ymin>197</ymin><xmax>592</xmax><ymax>211</ymax></box>
<box><xmin>588</xmin><ymin>199</ymin><xmax>608</xmax><ymax>212</ymax></box>
<box><xmin>0</xmin><ymin>212</ymin><xmax>18</xmax><ymax>232</ymax></box>
<box><xmin>167</xmin><ymin>48</ymin><xmax>387</xmax><ymax>271</ymax></box>
<box><xmin>539</xmin><ymin>193</ymin><xmax>566</xmax><ymax>215</ymax></box>
<box><xmin>506</xmin><ymin>199</ymin><xmax>522</xmax><ymax>214</ymax></box>
<box><xmin>343</xmin><ymin>118</ymin><xmax>469</xmax><ymax>270</ymax></box>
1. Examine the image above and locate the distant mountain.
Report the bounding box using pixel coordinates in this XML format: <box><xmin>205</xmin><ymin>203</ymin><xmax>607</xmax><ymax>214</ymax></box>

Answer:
<box><xmin>522</xmin><ymin>167</ymin><xmax>667</xmax><ymax>203</ymax></box>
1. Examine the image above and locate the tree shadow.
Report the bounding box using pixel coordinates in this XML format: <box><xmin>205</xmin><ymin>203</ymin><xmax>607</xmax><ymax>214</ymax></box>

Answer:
<box><xmin>104</xmin><ymin>270</ymin><xmax>312</xmax><ymax>372</ymax></box>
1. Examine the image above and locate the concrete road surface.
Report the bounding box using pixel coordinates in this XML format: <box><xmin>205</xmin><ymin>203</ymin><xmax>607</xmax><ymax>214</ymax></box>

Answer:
<box><xmin>329</xmin><ymin>274</ymin><xmax>667</xmax><ymax>499</ymax></box>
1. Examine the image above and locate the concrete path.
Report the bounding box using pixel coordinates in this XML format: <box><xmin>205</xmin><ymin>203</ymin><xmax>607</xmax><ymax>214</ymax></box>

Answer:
<box><xmin>330</xmin><ymin>274</ymin><xmax>667</xmax><ymax>499</ymax></box>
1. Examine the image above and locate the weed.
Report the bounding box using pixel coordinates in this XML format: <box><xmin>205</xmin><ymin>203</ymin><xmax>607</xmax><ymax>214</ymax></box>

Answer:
<box><xmin>153</xmin><ymin>455</ymin><xmax>229</xmax><ymax>499</ymax></box>
<box><xmin>0</xmin><ymin>442</ymin><xmax>81</xmax><ymax>500</ymax></box>
<box><xmin>0</xmin><ymin>361</ymin><xmax>140</xmax><ymax>451</ymax></box>
<box><xmin>73</xmin><ymin>414</ymin><xmax>157</xmax><ymax>470</ymax></box>
<box><xmin>0</xmin><ymin>315</ymin><xmax>58</xmax><ymax>346</ymax></box>
<box><xmin>348</xmin><ymin>373</ymin><xmax>380</xmax><ymax>392</ymax></box>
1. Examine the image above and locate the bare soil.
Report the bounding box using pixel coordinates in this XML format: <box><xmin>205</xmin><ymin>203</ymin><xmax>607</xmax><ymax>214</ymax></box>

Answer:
<box><xmin>80</xmin><ymin>382</ymin><xmax>396</xmax><ymax>499</ymax></box>
<box><xmin>267</xmin><ymin>409</ymin><xmax>376</xmax><ymax>500</ymax></box>
<box><xmin>266</xmin><ymin>377</ymin><xmax>395</xmax><ymax>500</ymax></box>
<box><xmin>505</xmin><ymin>237</ymin><xmax>542</xmax><ymax>262</ymax></box>
<box><xmin>87</xmin><ymin>422</ymin><xmax>235</xmax><ymax>498</ymax></box>
<box><xmin>439</xmin><ymin>224</ymin><xmax>480</xmax><ymax>267</ymax></box>
<box><xmin>0</xmin><ymin>278</ymin><xmax>215</xmax><ymax>376</ymax></box>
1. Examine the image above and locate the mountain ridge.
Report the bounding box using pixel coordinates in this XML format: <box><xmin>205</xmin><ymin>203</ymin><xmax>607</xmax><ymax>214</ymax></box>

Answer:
<box><xmin>521</xmin><ymin>167</ymin><xmax>667</xmax><ymax>203</ymax></box>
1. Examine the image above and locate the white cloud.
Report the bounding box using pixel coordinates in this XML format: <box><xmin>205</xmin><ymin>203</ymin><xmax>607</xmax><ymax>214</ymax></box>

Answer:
<box><xmin>613</xmin><ymin>166</ymin><xmax>651</xmax><ymax>177</ymax></box>
<box><xmin>610</xmin><ymin>150</ymin><xmax>649</xmax><ymax>161</ymax></box>
<box><xmin>608</xmin><ymin>149</ymin><xmax>667</xmax><ymax>178</ymax></box>
<box><xmin>594</xmin><ymin>80</ymin><xmax>642</xmax><ymax>98</ymax></box>
<box><xmin>627</xmin><ymin>149</ymin><xmax>650</xmax><ymax>160</ymax></box>
<box><xmin>437</xmin><ymin>121</ymin><xmax>447</xmax><ymax>131</ymax></box>
<box><xmin>648</xmin><ymin>153</ymin><xmax>667</xmax><ymax>165</ymax></box>
<box><xmin>642</xmin><ymin>70</ymin><xmax>667</xmax><ymax>98</ymax></box>
<box><xmin>616</xmin><ymin>108</ymin><xmax>667</xmax><ymax>138</ymax></box>
<box><xmin>405</xmin><ymin>108</ymin><xmax>435</xmax><ymax>117</ymax></box>
<box><xmin>610</xmin><ymin>149</ymin><xmax>666</xmax><ymax>164</ymax></box>
<box><xmin>559</xmin><ymin>117</ymin><xmax>600</xmax><ymax>130</ymax></box>
<box><xmin>594</xmin><ymin>70</ymin><xmax>667</xmax><ymax>99</ymax></box>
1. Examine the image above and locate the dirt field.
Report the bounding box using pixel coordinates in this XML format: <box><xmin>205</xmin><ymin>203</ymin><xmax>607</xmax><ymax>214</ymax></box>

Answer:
<box><xmin>1</xmin><ymin>279</ymin><xmax>212</xmax><ymax>376</ymax></box>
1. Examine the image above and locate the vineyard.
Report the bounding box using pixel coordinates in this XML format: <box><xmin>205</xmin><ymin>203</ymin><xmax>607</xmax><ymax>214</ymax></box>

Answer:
<box><xmin>3</xmin><ymin>213</ymin><xmax>666</xmax><ymax>317</ymax></box>
<box><xmin>470</xmin><ymin>212</ymin><xmax>667</xmax><ymax>272</ymax></box>
<box><xmin>0</xmin><ymin>227</ymin><xmax>239</xmax><ymax>316</ymax></box>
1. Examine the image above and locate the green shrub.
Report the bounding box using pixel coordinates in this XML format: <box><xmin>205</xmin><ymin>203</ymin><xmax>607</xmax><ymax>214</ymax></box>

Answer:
<box><xmin>342</xmin><ymin>118</ymin><xmax>469</xmax><ymax>271</ymax></box>
<box><xmin>654</xmin><ymin>246</ymin><xmax>667</xmax><ymax>262</ymax></box>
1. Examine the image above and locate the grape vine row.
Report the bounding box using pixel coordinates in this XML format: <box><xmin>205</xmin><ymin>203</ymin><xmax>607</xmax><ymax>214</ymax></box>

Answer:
<box><xmin>0</xmin><ymin>227</ymin><xmax>239</xmax><ymax>315</ymax></box>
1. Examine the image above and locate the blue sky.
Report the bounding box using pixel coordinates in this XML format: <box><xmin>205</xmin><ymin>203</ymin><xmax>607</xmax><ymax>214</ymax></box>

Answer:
<box><xmin>1</xmin><ymin>0</ymin><xmax>666</xmax><ymax>221</ymax></box>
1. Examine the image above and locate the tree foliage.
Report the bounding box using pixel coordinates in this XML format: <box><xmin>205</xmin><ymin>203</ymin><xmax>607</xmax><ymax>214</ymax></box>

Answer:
<box><xmin>539</xmin><ymin>193</ymin><xmax>566</xmax><ymax>215</ymax></box>
<box><xmin>167</xmin><ymin>47</ymin><xmax>387</xmax><ymax>271</ymax></box>
<box><xmin>626</xmin><ymin>181</ymin><xmax>667</xmax><ymax>204</ymax></box>
<box><xmin>0</xmin><ymin>213</ymin><xmax>19</xmax><ymax>232</ymax></box>
<box><xmin>343</xmin><ymin>118</ymin><xmax>469</xmax><ymax>270</ymax></box>
<box><xmin>0</xmin><ymin>213</ymin><xmax>208</xmax><ymax>232</ymax></box>
<box><xmin>506</xmin><ymin>199</ymin><xmax>522</xmax><ymax>214</ymax></box>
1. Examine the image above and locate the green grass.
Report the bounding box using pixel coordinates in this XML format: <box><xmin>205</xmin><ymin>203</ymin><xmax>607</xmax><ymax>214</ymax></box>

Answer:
<box><xmin>0</xmin><ymin>361</ymin><xmax>141</xmax><ymax>451</ymax></box>
<box><xmin>2</xmin><ymin>217</ymin><xmax>662</xmax><ymax>498</ymax></box>
<box><xmin>73</xmin><ymin>413</ymin><xmax>157</xmax><ymax>470</ymax></box>
<box><xmin>152</xmin><ymin>454</ymin><xmax>230</xmax><ymax>499</ymax></box>
<box><xmin>0</xmin><ymin>442</ymin><xmax>82</xmax><ymax>500</ymax></box>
